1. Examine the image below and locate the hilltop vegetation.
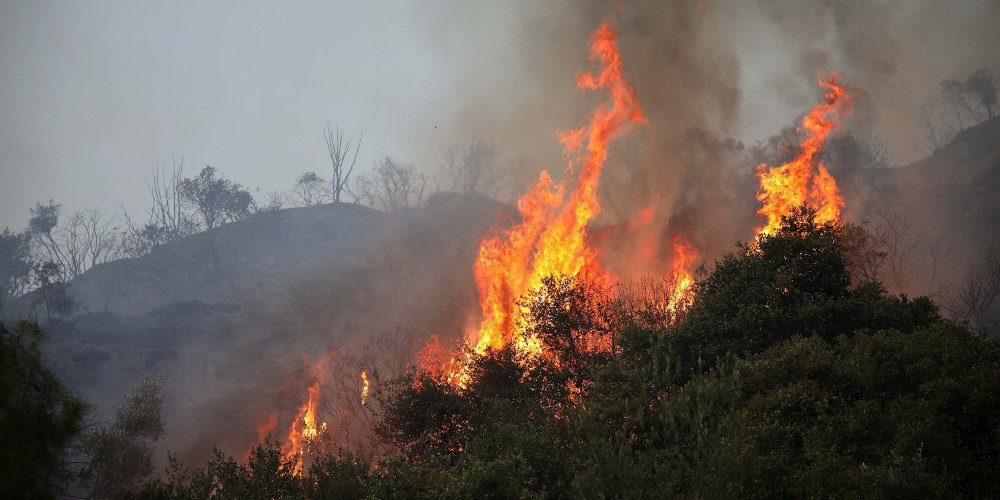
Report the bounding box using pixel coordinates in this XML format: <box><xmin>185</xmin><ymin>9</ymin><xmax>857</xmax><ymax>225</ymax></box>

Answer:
<box><xmin>128</xmin><ymin>208</ymin><xmax>1000</xmax><ymax>498</ymax></box>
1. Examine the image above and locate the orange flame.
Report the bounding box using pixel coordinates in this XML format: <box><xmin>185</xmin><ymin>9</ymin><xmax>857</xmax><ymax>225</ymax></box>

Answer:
<box><xmin>360</xmin><ymin>370</ymin><xmax>370</xmax><ymax>406</ymax></box>
<box><xmin>472</xmin><ymin>19</ymin><xmax>645</xmax><ymax>356</ymax></box>
<box><xmin>255</xmin><ymin>411</ymin><xmax>278</xmax><ymax>444</ymax></box>
<box><xmin>283</xmin><ymin>361</ymin><xmax>324</xmax><ymax>476</ymax></box>
<box><xmin>756</xmin><ymin>74</ymin><xmax>852</xmax><ymax>236</ymax></box>
<box><xmin>666</xmin><ymin>235</ymin><xmax>697</xmax><ymax>313</ymax></box>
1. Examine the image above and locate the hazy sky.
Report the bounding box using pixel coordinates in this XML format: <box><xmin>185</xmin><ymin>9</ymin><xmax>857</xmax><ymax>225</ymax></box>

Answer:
<box><xmin>0</xmin><ymin>1</ymin><xmax>473</xmax><ymax>228</ymax></box>
<box><xmin>2</xmin><ymin>1</ymin><xmax>997</xmax><ymax>230</ymax></box>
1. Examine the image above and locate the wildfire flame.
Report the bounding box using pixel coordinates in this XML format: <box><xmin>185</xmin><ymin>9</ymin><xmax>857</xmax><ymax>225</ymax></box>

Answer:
<box><xmin>666</xmin><ymin>235</ymin><xmax>697</xmax><ymax>313</ymax></box>
<box><xmin>756</xmin><ymin>74</ymin><xmax>852</xmax><ymax>236</ymax></box>
<box><xmin>283</xmin><ymin>360</ymin><xmax>325</xmax><ymax>476</ymax></box>
<box><xmin>360</xmin><ymin>370</ymin><xmax>370</xmax><ymax>406</ymax></box>
<box><xmin>472</xmin><ymin>19</ymin><xmax>646</xmax><ymax>356</ymax></box>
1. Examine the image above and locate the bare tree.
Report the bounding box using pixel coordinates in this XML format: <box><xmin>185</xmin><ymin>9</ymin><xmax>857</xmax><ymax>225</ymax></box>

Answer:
<box><xmin>81</xmin><ymin>209</ymin><xmax>122</xmax><ymax>270</ymax></box>
<box><xmin>916</xmin><ymin>101</ymin><xmax>954</xmax><ymax>155</ymax></box>
<box><xmin>29</xmin><ymin>204</ymin><xmax>122</xmax><ymax>282</ymax></box>
<box><xmin>147</xmin><ymin>158</ymin><xmax>192</xmax><ymax>239</ymax></box>
<box><xmin>353</xmin><ymin>157</ymin><xmax>428</xmax><ymax>214</ymax></box>
<box><xmin>918</xmin><ymin>66</ymin><xmax>998</xmax><ymax>154</ymax></box>
<box><xmin>941</xmin><ymin>247</ymin><xmax>1000</xmax><ymax>336</ymax></box>
<box><xmin>291</xmin><ymin>171</ymin><xmax>329</xmax><ymax>207</ymax></box>
<box><xmin>256</xmin><ymin>189</ymin><xmax>289</xmax><ymax>213</ymax></box>
<box><xmin>325</xmin><ymin>123</ymin><xmax>362</xmax><ymax>203</ymax></box>
<box><xmin>437</xmin><ymin>136</ymin><xmax>504</xmax><ymax>196</ymax></box>
<box><xmin>838</xmin><ymin>221</ymin><xmax>889</xmax><ymax>286</ymax></box>
<box><xmin>924</xmin><ymin>236</ymin><xmax>952</xmax><ymax>291</ymax></box>
<box><xmin>877</xmin><ymin>208</ymin><xmax>923</xmax><ymax>294</ymax></box>
<box><xmin>861</xmin><ymin>134</ymin><xmax>894</xmax><ymax>170</ymax></box>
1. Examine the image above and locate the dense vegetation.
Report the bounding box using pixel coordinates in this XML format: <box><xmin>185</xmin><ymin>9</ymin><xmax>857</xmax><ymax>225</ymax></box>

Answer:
<box><xmin>123</xmin><ymin>207</ymin><xmax>999</xmax><ymax>498</ymax></box>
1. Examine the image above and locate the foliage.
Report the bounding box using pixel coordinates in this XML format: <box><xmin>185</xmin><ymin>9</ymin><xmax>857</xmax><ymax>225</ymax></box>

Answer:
<box><xmin>0</xmin><ymin>228</ymin><xmax>33</xmax><ymax>303</ymax></box>
<box><xmin>135</xmin><ymin>204</ymin><xmax>1000</xmax><ymax>498</ymax></box>
<box><xmin>80</xmin><ymin>377</ymin><xmax>165</xmax><ymax>498</ymax></box>
<box><xmin>0</xmin><ymin>319</ymin><xmax>88</xmax><ymax>498</ymax></box>
<box><xmin>673</xmin><ymin>206</ymin><xmax>937</xmax><ymax>374</ymax></box>
<box><xmin>179</xmin><ymin>165</ymin><xmax>255</xmax><ymax>231</ymax></box>
<box><xmin>138</xmin><ymin>439</ymin><xmax>300</xmax><ymax>499</ymax></box>
<box><xmin>30</xmin><ymin>261</ymin><xmax>79</xmax><ymax>320</ymax></box>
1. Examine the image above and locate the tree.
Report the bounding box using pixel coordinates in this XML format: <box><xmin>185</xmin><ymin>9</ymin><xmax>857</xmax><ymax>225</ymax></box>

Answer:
<box><xmin>178</xmin><ymin>166</ymin><xmax>255</xmax><ymax>270</ymax></box>
<box><xmin>920</xmin><ymin>66</ymin><xmax>999</xmax><ymax>154</ymax></box>
<box><xmin>942</xmin><ymin>67</ymin><xmax>998</xmax><ymax>125</ymax></box>
<box><xmin>28</xmin><ymin>202</ymin><xmax>123</xmax><ymax>281</ymax></box>
<box><xmin>437</xmin><ymin>137</ymin><xmax>503</xmax><ymax>196</ymax></box>
<box><xmin>0</xmin><ymin>228</ymin><xmax>33</xmax><ymax>305</ymax></box>
<box><xmin>179</xmin><ymin>165</ymin><xmax>254</xmax><ymax>231</ymax></box>
<box><xmin>325</xmin><ymin>123</ymin><xmax>362</xmax><ymax>203</ymax></box>
<box><xmin>0</xmin><ymin>320</ymin><xmax>88</xmax><ymax>498</ymax></box>
<box><xmin>291</xmin><ymin>171</ymin><xmax>329</xmax><ymax>207</ymax></box>
<box><xmin>353</xmin><ymin>157</ymin><xmax>428</xmax><ymax>214</ymax></box>
<box><xmin>78</xmin><ymin>377</ymin><xmax>165</xmax><ymax>499</ymax></box>
<box><xmin>147</xmin><ymin>158</ymin><xmax>194</xmax><ymax>241</ymax></box>
<box><xmin>519</xmin><ymin>274</ymin><xmax>611</xmax><ymax>386</ymax></box>
<box><xmin>31</xmin><ymin>261</ymin><xmax>78</xmax><ymax>320</ymax></box>
<box><xmin>673</xmin><ymin>206</ymin><xmax>937</xmax><ymax>373</ymax></box>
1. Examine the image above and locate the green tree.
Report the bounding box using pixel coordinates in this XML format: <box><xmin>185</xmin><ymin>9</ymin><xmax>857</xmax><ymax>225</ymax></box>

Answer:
<box><xmin>80</xmin><ymin>377</ymin><xmax>165</xmax><ymax>499</ymax></box>
<box><xmin>0</xmin><ymin>228</ymin><xmax>33</xmax><ymax>305</ymax></box>
<box><xmin>179</xmin><ymin>166</ymin><xmax>254</xmax><ymax>231</ymax></box>
<box><xmin>0</xmin><ymin>320</ymin><xmax>88</xmax><ymax>498</ymax></box>
<box><xmin>673</xmin><ymin>206</ymin><xmax>937</xmax><ymax>374</ymax></box>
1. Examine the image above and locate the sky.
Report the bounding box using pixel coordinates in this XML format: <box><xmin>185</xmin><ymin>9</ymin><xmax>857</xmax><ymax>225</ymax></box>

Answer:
<box><xmin>0</xmin><ymin>1</ymin><xmax>467</xmax><ymax>229</ymax></box>
<box><xmin>1</xmin><ymin>1</ymin><xmax>997</xmax><ymax>230</ymax></box>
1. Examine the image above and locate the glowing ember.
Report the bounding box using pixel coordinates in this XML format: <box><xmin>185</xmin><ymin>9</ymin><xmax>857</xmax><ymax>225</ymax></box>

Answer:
<box><xmin>756</xmin><ymin>74</ymin><xmax>852</xmax><ymax>236</ymax></box>
<box><xmin>472</xmin><ymin>19</ymin><xmax>646</xmax><ymax>356</ymax></box>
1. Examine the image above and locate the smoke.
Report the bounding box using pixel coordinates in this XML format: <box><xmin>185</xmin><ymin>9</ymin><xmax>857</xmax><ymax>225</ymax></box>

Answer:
<box><xmin>41</xmin><ymin>0</ymin><xmax>1000</xmax><ymax>470</ymax></box>
<box><xmin>409</xmin><ymin>0</ymin><xmax>1000</xmax><ymax>272</ymax></box>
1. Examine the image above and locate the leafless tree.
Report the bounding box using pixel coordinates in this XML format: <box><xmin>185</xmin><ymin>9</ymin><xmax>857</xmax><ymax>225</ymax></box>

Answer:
<box><xmin>291</xmin><ymin>171</ymin><xmax>329</xmax><ymax>207</ymax></box>
<box><xmin>917</xmin><ymin>67</ymin><xmax>998</xmax><ymax>155</ymax></box>
<box><xmin>839</xmin><ymin>221</ymin><xmax>889</xmax><ymax>285</ymax></box>
<box><xmin>29</xmin><ymin>204</ymin><xmax>121</xmax><ymax>281</ymax></box>
<box><xmin>916</xmin><ymin>101</ymin><xmax>957</xmax><ymax>156</ymax></box>
<box><xmin>877</xmin><ymin>208</ymin><xmax>923</xmax><ymax>294</ymax></box>
<box><xmin>325</xmin><ymin>123</ymin><xmax>363</xmax><ymax>203</ymax></box>
<box><xmin>314</xmin><ymin>328</ymin><xmax>420</xmax><ymax>455</ymax></box>
<box><xmin>436</xmin><ymin>136</ymin><xmax>504</xmax><ymax>196</ymax></box>
<box><xmin>353</xmin><ymin>157</ymin><xmax>428</xmax><ymax>214</ymax></box>
<box><xmin>255</xmin><ymin>190</ymin><xmax>288</xmax><ymax>213</ymax></box>
<box><xmin>147</xmin><ymin>158</ymin><xmax>193</xmax><ymax>239</ymax></box>
<box><xmin>941</xmin><ymin>247</ymin><xmax>1000</xmax><ymax>336</ymax></box>
<box><xmin>82</xmin><ymin>209</ymin><xmax>122</xmax><ymax>270</ymax></box>
<box><xmin>862</xmin><ymin>134</ymin><xmax>894</xmax><ymax>170</ymax></box>
<box><xmin>924</xmin><ymin>236</ymin><xmax>952</xmax><ymax>291</ymax></box>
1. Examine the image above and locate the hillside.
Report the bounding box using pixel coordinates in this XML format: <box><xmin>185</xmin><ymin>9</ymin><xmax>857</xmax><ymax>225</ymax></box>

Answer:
<box><xmin>32</xmin><ymin>193</ymin><xmax>508</xmax><ymax>464</ymax></box>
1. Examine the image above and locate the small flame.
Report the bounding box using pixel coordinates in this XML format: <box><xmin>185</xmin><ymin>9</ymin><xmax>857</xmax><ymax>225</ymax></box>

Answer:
<box><xmin>756</xmin><ymin>74</ymin><xmax>852</xmax><ymax>236</ymax></box>
<box><xmin>255</xmin><ymin>411</ymin><xmax>278</xmax><ymax>444</ymax></box>
<box><xmin>360</xmin><ymin>370</ymin><xmax>370</xmax><ymax>406</ymax></box>
<box><xmin>283</xmin><ymin>360</ymin><xmax>324</xmax><ymax>476</ymax></box>
<box><xmin>666</xmin><ymin>235</ymin><xmax>697</xmax><ymax>314</ymax></box>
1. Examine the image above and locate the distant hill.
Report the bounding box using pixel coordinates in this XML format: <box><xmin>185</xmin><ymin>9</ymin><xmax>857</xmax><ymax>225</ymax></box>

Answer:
<box><xmin>29</xmin><ymin>192</ymin><xmax>508</xmax><ymax>465</ymax></box>
<box><xmin>867</xmin><ymin>116</ymin><xmax>1000</xmax><ymax>293</ymax></box>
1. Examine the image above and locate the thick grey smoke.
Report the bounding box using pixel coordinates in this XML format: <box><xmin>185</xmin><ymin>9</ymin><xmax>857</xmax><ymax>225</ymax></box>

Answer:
<box><xmin>412</xmin><ymin>0</ymin><xmax>1000</xmax><ymax>266</ymax></box>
